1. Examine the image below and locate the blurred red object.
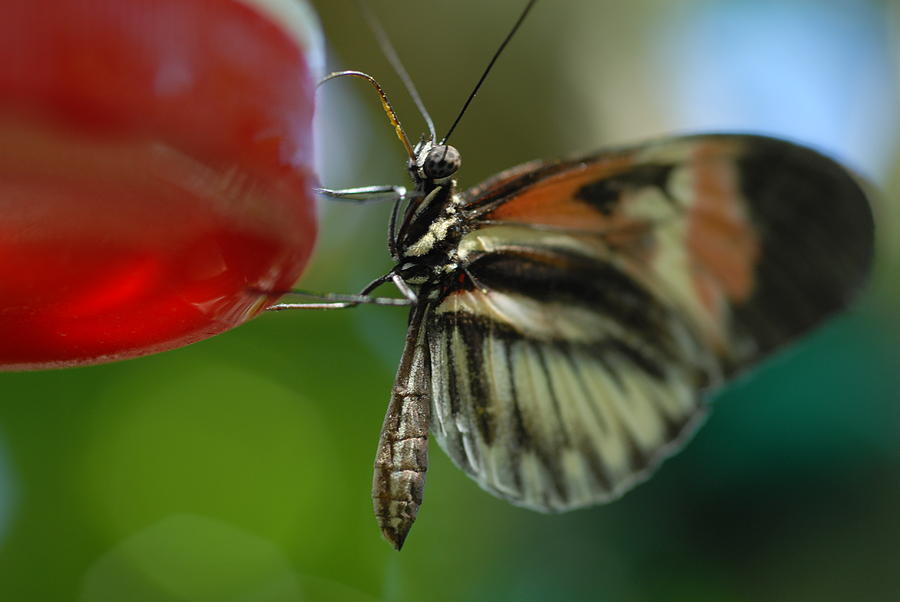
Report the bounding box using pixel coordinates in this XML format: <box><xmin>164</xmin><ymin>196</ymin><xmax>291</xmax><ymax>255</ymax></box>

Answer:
<box><xmin>0</xmin><ymin>0</ymin><xmax>320</xmax><ymax>369</ymax></box>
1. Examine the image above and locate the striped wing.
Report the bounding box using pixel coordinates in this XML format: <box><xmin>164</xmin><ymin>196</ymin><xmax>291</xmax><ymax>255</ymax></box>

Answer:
<box><xmin>426</xmin><ymin>134</ymin><xmax>874</xmax><ymax>511</ymax></box>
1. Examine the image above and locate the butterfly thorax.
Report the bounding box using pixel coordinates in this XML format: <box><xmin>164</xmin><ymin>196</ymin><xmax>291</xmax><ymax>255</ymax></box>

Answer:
<box><xmin>394</xmin><ymin>144</ymin><xmax>468</xmax><ymax>285</ymax></box>
<box><xmin>395</xmin><ymin>181</ymin><xmax>467</xmax><ymax>283</ymax></box>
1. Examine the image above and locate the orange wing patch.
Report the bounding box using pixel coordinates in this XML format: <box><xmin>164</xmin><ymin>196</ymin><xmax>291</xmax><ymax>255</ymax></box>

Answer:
<box><xmin>686</xmin><ymin>140</ymin><xmax>760</xmax><ymax>308</ymax></box>
<box><xmin>484</xmin><ymin>155</ymin><xmax>636</xmax><ymax>231</ymax></box>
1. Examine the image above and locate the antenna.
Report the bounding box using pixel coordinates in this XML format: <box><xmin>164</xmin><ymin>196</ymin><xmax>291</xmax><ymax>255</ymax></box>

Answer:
<box><xmin>441</xmin><ymin>0</ymin><xmax>538</xmax><ymax>145</ymax></box>
<box><xmin>357</xmin><ymin>0</ymin><xmax>437</xmax><ymax>142</ymax></box>
<box><xmin>318</xmin><ymin>70</ymin><xmax>416</xmax><ymax>160</ymax></box>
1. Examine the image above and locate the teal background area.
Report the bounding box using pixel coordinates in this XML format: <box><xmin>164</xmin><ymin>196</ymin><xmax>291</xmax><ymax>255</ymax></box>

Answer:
<box><xmin>2</xmin><ymin>0</ymin><xmax>899</xmax><ymax>600</ymax></box>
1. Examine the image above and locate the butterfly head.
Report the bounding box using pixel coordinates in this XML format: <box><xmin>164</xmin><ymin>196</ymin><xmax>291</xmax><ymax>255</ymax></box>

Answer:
<box><xmin>412</xmin><ymin>140</ymin><xmax>461</xmax><ymax>183</ymax></box>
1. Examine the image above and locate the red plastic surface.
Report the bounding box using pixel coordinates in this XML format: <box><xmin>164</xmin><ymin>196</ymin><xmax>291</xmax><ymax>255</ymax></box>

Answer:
<box><xmin>0</xmin><ymin>0</ymin><xmax>318</xmax><ymax>369</ymax></box>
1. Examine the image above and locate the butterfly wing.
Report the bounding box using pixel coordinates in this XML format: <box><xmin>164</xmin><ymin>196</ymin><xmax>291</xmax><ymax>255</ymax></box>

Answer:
<box><xmin>426</xmin><ymin>134</ymin><xmax>873</xmax><ymax>511</ymax></box>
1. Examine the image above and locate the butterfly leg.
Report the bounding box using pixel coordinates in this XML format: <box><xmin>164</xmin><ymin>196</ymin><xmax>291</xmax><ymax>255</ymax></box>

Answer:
<box><xmin>265</xmin><ymin>290</ymin><xmax>412</xmax><ymax>311</ymax></box>
<box><xmin>262</xmin><ymin>273</ymin><xmax>414</xmax><ymax>311</ymax></box>
<box><xmin>391</xmin><ymin>273</ymin><xmax>418</xmax><ymax>304</ymax></box>
<box><xmin>315</xmin><ymin>186</ymin><xmax>407</xmax><ymax>258</ymax></box>
<box><xmin>315</xmin><ymin>185</ymin><xmax>406</xmax><ymax>203</ymax></box>
<box><xmin>372</xmin><ymin>307</ymin><xmax>431</xmax><ymax>550</ymax></box>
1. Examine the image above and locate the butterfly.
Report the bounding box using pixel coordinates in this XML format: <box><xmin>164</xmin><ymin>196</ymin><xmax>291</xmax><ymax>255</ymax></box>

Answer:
<box><xmin>277</xmin><ymin>1</ymin><xmax>874</xmax><ymax>549</ymax></box>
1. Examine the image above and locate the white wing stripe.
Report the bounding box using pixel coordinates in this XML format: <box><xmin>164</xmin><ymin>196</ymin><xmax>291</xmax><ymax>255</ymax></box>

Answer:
<box><xmin>428</xmin><ymin>305</ymin><xmax>708</xmax><ymax>512</ymax></box>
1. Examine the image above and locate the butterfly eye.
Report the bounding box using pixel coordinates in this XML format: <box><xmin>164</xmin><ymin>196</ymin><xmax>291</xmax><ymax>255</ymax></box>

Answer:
<box><xmin>422</xmin><ymin>145</ymin><xmax>461</xmax><ymax>179</ymax></box>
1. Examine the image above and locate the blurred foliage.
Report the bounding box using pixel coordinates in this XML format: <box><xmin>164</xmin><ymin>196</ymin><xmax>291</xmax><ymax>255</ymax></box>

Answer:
<box><xmin>1</xmin><ymin>0</ymin><xmax>899</xmax><ymax>600</ymax></box>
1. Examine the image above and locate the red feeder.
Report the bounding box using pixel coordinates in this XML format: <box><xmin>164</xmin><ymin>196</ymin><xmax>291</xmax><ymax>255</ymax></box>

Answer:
<box><xmin>0</xmin><ymin>0</ymin><xmax>321</xmax><ymax>370</ymax></box>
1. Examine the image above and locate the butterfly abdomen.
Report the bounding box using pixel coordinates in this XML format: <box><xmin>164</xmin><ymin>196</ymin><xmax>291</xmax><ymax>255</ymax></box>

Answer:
<box><xmin>372</xmin><ymin>305</ymin><xmax>433</xmax><ymax>550</ymax></box>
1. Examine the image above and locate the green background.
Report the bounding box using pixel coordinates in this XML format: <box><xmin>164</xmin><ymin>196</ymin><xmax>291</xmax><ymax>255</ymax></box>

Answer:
<box><xmin>2</xmin><ymin>0</ymin><xmax>899</xmax><ymax>600</ymax></box>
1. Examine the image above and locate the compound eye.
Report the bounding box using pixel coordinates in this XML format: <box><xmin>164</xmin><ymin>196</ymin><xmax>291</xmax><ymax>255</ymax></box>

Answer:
<box><xmin>422</xmin><ymin>145</ymin><xmax>461</xmax><ymax>179</ymax></box>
